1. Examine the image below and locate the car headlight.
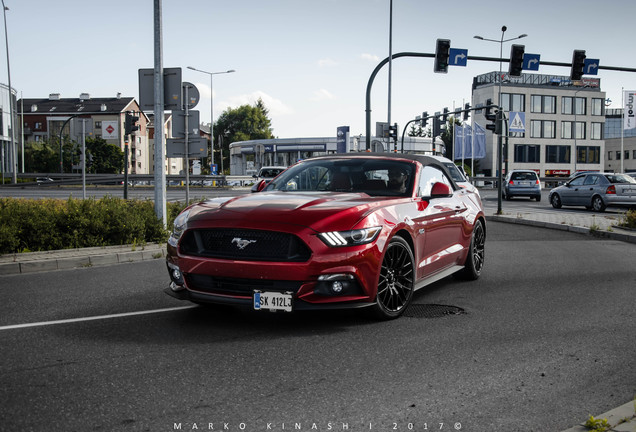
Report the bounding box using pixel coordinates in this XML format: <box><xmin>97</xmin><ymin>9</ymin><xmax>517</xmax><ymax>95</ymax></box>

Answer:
<box><xmin>318</xmin><ymin>226</ymin><xmax>381</xmax><ymax>247</ymax></box>
<box><xmin>168</xmin><ymin>209</ymin><xmax>191</xmax><ymax>247</ymax></box>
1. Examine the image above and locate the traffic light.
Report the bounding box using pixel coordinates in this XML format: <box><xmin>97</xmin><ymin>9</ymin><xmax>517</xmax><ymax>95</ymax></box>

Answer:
<box><xmin>570</xmin><ymin>50</ymin><xmax>586</xmax><ymax>80</ymax></box>
<box><xmin>388</xmin><ymin>123</ymin><xmax>398</xmax><ymax>141</ymax></box>
<box><xmin>485</xmin><ymin>99</ymin><xmax>499</xmax><ymax>133</ymax></box>
<box><xmin>463</xmin><ymin>103</ymin><xmax>470</xmax><ymax>121</ymax></box>
<box><xmin>509</xmin><ymin>44</ymin><xmax>525</xmax><ymax>77</ymax></box>
<box><xmin>124</xmin><ymin>111</ymin><xmax>140</xmax><ymax>135</ymax></box>
<box><xmin>434</xmin><ymin>39</ymin><xmax>450</xmax><ymax>74</ymax></box>
<box><xmin>421</xmin><ymin>111</ymin><xmax>428</xmax><ymax>128</ymax></box>
<box><xmin>442</xmin><ymin>107</ymin><xmax>449</xmax><ymax>122</ymax></box>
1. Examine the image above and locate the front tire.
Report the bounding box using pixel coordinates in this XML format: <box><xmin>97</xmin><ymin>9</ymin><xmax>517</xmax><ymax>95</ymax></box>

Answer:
<box><xmin>459</xmin><ymin>219</ymin><xmax>485</xmax><ymax>280</ymax></box>
<box><xmin>372</xmin><ymin>236</ymin><xmax>415</xmax><ymax>320</ymax></box>
<box><xmin>551</xmin><ymin>193</ymin><xmax>562</xmax><ymax>209</ymax></box>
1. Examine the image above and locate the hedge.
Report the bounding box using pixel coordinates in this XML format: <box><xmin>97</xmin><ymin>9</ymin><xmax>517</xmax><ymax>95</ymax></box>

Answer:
<box><xmin>0</xmin><ymin>196</ymin><xmax>187</xmax><ymax>254</ymax></box>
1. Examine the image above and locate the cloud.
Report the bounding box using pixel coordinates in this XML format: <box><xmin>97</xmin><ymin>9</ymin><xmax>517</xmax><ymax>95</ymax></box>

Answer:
<box><xmin>360</xmin><ymin>53</ymin><xmax>380</xmax><ymax>62</ymax></box>
<box><xmin>224</xmin><ymin>91</ymin><xmax>294</xmax><ymax>117</ymax></box>
<box><xmin>318</xmin><ymin>58</ymin><xmax>338</xmax><ymax>67</ymax></box>
<box><xmin>310</xmin><ymin>89</ymin><xmax>335</xmax><ymax>101</ymax></box>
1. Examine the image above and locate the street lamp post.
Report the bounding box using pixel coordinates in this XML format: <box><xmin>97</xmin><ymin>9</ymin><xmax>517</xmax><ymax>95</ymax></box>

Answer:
<box><xmin>187</xmin><ymin>66</ymin><xmax>235</xmax><ymax>175</ymax></box>
<box><xmin>2</xmin><ymin>0</ymin><xmax>16</xmax><ymax>184</ymax></box>
<box><xmin>474</xmin><ymin>26</ymin><xmax>527</xmax><ymax>214</ymax></box>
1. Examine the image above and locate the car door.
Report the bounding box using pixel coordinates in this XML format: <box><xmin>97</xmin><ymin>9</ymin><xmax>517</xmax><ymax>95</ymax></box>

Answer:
<box><xmin>412</xmin><ymin>165</ymin><xmax>466</xmax><ymax>279</ymax></box>
<box><xmin>560</xmin><ymin>175</ymin><xmax>585</xmax><ymax>205</ymax></box>
<box><xmin>579</xmin><ymin>174</ymin><xmax>600</xmax><ymax>206</ymax></box>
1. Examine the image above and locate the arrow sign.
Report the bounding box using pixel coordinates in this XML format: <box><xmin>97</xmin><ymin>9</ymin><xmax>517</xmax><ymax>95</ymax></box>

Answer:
<box><xmin>449</xmin><ymin>48</ymin><xmax>468</xmax><ymax>67</ymax></box>
<box><xmin>523</xmin><ymin>53</ymin><xmax>541</xmax><ymax>71</ymax></box>
<box><xmin>584</xmin><ymin>58</ymin><xmax>599</xmax><ymax>75</ymax></box>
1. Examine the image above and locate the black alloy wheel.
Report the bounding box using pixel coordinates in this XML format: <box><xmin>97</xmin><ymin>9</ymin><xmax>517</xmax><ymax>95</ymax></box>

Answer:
<box><xmin>551</xmin><ymin>193</ymin><xmax>562</xmax><ymax>209</ymax></box>
<box><xmin>459</xmin><ymin>219</ymin><xmax>485</xmax><ymax>280</ymax></box>
<box><xmin>373</xmin><ymin>236</ymin><xmax>415</xmax><ymax>319</ymax></box>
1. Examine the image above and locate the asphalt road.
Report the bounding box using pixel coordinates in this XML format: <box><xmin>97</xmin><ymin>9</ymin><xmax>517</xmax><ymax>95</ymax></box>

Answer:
<box><xmin>0</xmin><ymin>222</ymin><xmax>634</xmax><ymax>432</ymax></box>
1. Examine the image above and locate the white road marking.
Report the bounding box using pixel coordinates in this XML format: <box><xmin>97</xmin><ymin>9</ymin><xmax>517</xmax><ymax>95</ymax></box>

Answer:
<box><xmin>0</xmin><ymin>306</ymin><xmax>197</xmax><ymax>331</ymax></box>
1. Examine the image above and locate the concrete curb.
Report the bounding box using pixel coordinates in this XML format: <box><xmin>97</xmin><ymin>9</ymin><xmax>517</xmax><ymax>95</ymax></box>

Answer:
<box><xmin>487</xmin><ymin>214</ymin><xmax>636</xmax><ymax>244</ymax></box>
<box><xmin>0</xmin><ymin>244</ymin><xmax>167</xmax><ymax>275</ymax></box>
<box><xmin>559</xmin><ymin>400</ymin><xmax>636</xmax><ymax>432</ymax></box>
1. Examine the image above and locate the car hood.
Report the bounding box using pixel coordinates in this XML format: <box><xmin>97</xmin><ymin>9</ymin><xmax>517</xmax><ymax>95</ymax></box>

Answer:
<box><xmin>186</xmin><ymin>191</ymin><xmax>402</xmax><ymax>232</ymax></box>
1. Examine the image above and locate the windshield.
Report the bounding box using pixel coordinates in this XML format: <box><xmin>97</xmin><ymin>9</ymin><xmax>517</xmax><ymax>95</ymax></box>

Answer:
<box><xmin>263</xmin><ymin>158</ymin><xmax>416</xmax><ymax>197</ymax></box>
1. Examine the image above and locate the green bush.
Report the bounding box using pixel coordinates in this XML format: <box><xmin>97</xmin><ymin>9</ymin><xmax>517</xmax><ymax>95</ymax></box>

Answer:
<box><xmin>0</xmin><ymin>196</ymin><xmax>187</xmax><ymax>254</ymax></box>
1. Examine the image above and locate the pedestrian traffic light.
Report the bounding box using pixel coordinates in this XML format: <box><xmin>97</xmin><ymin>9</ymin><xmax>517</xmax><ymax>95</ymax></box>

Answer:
<box><xmin>124</xmin><ymin>111</ymin><xmax>140</xmax><ymax>135</ymax></box>
<box><xmin>463</xmin><ymin>103</ymin><xmax>470</xmax><ymax>121</ymax></box>
<box><xmin>421</xmin><ymin>111</ymin><xmax>428</xmax><ymax>128</ymax></box>
<box><xmin>509</xmin><ymin>44</ymin><xmax>525</xmax><ymax>77</ymax></box>
<box><xmin>434</xmin><ymin>39</ymin><xmax>450</xmax><ymax>74</ymax></box>
<box><xmin>570</xmin><ymin>50</ymin><xmax>586</xmax><ymax>80</ymax></box>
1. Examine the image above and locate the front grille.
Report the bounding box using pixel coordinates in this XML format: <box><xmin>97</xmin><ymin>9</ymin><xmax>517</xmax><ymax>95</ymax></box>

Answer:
<box><xmin>185</xmin><ymin>274</ymin><xmax>302</xmax><ymax>297</ymax></box>
<box><xmin>180</xmin><ymin>228</ymin><xmax>311</xmax><ymax>262</ymax></box>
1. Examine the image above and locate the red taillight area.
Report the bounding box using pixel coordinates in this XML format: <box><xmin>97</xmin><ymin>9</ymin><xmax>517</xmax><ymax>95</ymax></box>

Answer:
<box><xmin>509</xmin><ymin>180</ymin><xmax>514</xmax><ymax>185</ymax></box>
<box><xmin>606</xmin><ymin>185</ymin><xmax>616</xmax><ymax>195</ymax></box>
<box><xmin>535</xmin><ymin>179</ymin><xmax>540</xmax><ymax>185</ymax></box>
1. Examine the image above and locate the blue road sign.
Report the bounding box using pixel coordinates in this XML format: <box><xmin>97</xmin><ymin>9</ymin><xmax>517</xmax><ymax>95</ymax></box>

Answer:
<box><xmin>449</xmin><ymin>48</ymin><xmax>468</xmax><ymax>67</ymax></box>
<box><xmin>509</xmin><ymin>111</ymin><xmax>526</xmax><ymax>133</ymax></box>
<box><xmin>523</xmin><ymin>53</ymin><xmax>541</xmax><ymax>71</ymax></box>
<box><xmin>584</xmin><ymin>58</ymin><xmax>599</xmax><ymax>75</ymax></box>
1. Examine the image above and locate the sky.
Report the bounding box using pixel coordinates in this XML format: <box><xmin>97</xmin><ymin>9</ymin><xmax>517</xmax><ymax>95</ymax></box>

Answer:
<box><xmin>3</xmin><ymin>0</ymin><xmax>636</xmax><ymax>140</ymax></box>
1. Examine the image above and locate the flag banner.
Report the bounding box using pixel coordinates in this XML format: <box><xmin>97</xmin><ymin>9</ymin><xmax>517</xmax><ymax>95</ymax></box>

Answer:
<box><xmin>463</xmin><ymin>124</ymin><xmax>473</xmax><ymax>159</ymax></box>
<box><xmin>473</xmin><ymin>123</ymin><xmax>486</xmax><ymax>159</ymax></box>
<box><xmin>454</xmin><ymin>125</ymin><xmax>464</xmax><ymax>159</ymax></box>
<box><xmin>625</xmin><ymin>91</ymin><xmax>636</xmax><ymax>130</ymax></box>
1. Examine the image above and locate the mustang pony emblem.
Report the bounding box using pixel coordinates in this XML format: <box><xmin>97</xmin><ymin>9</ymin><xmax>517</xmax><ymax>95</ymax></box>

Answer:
<box><xmin>231</xmin><ymin>237</ymin><xmax>257</xmax><ymax>250</ymax></box>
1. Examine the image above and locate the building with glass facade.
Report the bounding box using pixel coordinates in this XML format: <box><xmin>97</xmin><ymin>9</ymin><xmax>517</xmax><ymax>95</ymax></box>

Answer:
<box><xmin>0</xmin><ymin>82</ymin><xmax>17</xmax><ymax>178</ymax></box>
<box><xmin>604</xmin><ymin>108</ymin><xmax>636</xmax><ymax>173</ymax></box>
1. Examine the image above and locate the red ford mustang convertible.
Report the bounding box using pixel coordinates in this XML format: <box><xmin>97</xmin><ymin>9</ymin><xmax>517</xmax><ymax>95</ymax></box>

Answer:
<box><xmin>166</xmin><ymin>153</ymin><xmax>485</xmax><ymax>319</ymax></box>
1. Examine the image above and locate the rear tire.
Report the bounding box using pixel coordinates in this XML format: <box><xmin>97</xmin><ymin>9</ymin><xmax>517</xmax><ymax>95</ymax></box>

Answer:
<box><xmin>591</xmin><ymin>195</ymin><xmax>606</xmax><ymax>212</ymax></box>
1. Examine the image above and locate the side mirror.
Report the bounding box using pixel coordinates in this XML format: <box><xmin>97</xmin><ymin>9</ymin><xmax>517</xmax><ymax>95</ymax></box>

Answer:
<box><xmin>254</xmin><ymin>179</ymin><xmax>267</xmax><ymax>192</ymax></box>
<box><xmin>430</xmin><ymin>182</ymin><xmax>453</xmax><ymax>198</ymax></box>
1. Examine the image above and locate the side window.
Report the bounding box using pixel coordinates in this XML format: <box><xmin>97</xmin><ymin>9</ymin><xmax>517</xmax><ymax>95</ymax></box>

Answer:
<box><xmin>569</xmin><ymin>176</ymin><xmax>585</xmax><ymax>186</ymax></box>
<box><xmin>418</xmin><ymin>165</ymin><xmax>452</xmax><ymax>197</ymax></box>
<box><xmin>583</xmin><ymin>175</ymin><xmax>598</xmax><ymax>185</ymax></box>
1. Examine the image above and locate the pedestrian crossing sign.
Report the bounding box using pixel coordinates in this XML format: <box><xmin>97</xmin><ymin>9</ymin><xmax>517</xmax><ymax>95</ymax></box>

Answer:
<box><xmin>509</xmin><ymin>111</ymin><xmax>526</xmax><ymax>133</ymax></box>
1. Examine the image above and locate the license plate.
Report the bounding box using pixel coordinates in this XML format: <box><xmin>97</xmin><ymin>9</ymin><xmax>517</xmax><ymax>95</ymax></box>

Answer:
<box><xmin>253</xmin><ymin>291</ymin><xmax>293</xmax><ymax>312</ymax></box>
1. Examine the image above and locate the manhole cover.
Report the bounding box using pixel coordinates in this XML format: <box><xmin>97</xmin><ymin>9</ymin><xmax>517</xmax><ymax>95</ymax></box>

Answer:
<box><xmin>403</xmin><ymin>303</ymin><xmax>466</xmax><ymax>319</ymax></box>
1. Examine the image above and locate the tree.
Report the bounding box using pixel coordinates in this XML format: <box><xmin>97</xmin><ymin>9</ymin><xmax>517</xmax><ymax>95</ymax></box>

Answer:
<box><xmin>84</xmin><ymin>137</ymin><xmax>124</xmax><ymax>174</ymax></box>
<box><xmin>211</xmin><ymin>98</ymin><xmax>274</xmax><ymax>174</ymax></box>
<box><xmin>23</xmin><ymin>137</ymin><xmax>76</xmax><ymax>173</ymax></box>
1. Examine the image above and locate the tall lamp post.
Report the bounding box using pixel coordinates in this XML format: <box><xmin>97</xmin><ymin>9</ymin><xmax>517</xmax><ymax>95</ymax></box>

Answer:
<box><xmin>474</xmin><ymin>26</ymin><xmax>527</xmax><ymax>214</ymax></box>
<box><xmin>187</xmin><ymin>66</ymin><xmax>235</xmax><ymax>174</ymax></box>
<box><xmin>2</xmin><ymin>0</ymin><xmax>16</xmax><ymax>184</ymax></box>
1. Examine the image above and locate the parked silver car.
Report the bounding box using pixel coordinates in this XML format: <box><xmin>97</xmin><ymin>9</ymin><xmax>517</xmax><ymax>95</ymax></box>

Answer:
<box><xmin>549</xmin><ymin>172</ymin><xmax>636</xmax><ymax>212</ymax></box>
<box><xmin>503</xmin><ymin>170</ymin><xmax>542</xmax><ymax>201</ymax></box>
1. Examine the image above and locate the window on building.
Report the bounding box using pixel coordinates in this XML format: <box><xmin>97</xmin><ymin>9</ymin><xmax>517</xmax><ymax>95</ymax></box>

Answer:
<box><xmin>562</xmin><ymin>96</ymin><xmax>586</xmax><ymax>115</ymax></box>
<box><xmin>514</xmin><ymin>144</ymin><xmax>540</xmax><ymax>163</ymax></box>
<box><xmin>608</xmin><ymin>151</ymin><xmax>613</xmax><ymax>160</ymax></box>
<box><xmin>591</xmin><ymin>98</ymin><xmax>603</xmax><ymax>116</ymax></box>
<box><xmin>531</xmin><ymin>95</ymin><xmax>556</xmax><ymax>113</ymax></box>
<box><xmin>616</xmin><ymin>151</ymin><xmax>621</xmax><ymax>160</ymax></box>
<box><xmin>34</xmin><ymin>122</ymin><xmax>42</xmax><ymax>130</ymax></box>
<box><xmin>591</xmin><ymin>123</ymin><xmax>603</xmax><ymax>140</ymax></box>
<box><xmin>531</xmin><ymin>120</ymin><xmax>556</xmax><ymax>138</ymax></box>
<box><xmin>577</xmin><ymin>146</ymin><xmax>600</xmax><ymax>164</ymax></box>
<box><xmin>502</xmin><ymin>93</ymin><xmax>526</xmax><ymax>112</ymax></box>
<box><xmin>626</xmin><ymin>151</ymin><xmax>630</xmax><ymax>160</ymax></box>
<box><xmin>95</xmin><ymin>121</ymin><xmax>102</xmax><ymax>129</ymax></box>
<box><xmin>546</xmin><ymin>145</ymin><xmax>571</xmax><ymax>163</ymax></box>
<box><xmin>633</xmin><ymin>150</ymin><xmax>636</xmax><ymax>159</ymax></box>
